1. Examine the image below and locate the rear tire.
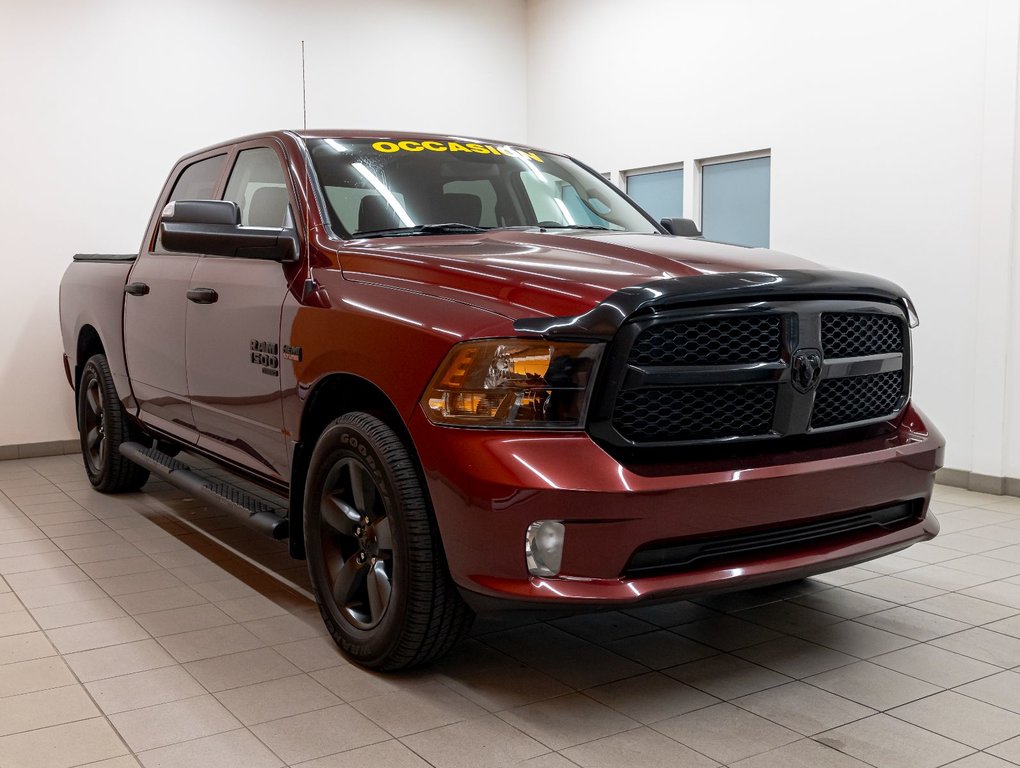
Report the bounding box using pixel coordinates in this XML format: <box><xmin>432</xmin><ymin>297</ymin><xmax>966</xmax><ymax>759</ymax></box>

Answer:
<box><xmin>77</xmin><ymin>354</ymin><xmax>149</xmax><ymax>493</ymax></box>
<box><xmin>304</xmin><ymin>412</ymin><xmax>472</xmax><ymax>670</ymax></box>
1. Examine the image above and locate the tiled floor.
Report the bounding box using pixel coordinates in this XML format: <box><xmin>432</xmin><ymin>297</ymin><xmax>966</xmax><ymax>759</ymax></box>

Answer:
<box><xmin>1</xmin><ymin>455</ymin><xmax>1020</xmax><ymax>767</ymax></box>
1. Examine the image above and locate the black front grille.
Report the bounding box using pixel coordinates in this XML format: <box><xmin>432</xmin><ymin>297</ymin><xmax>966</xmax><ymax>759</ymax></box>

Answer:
<box><xmin>812</xmin><ymin>370</ymin><xmax>904</xmax><ymax>428</ymax></box>
<box><xmin>629</xmin><ymin>315</ymin><xmax>782</xmax><ymax>366</ymax></box>
<box><xmin>822</xmin><ymin>313</ymin><xmax>903</xmax><ymax>358</ymax></box>
<box><xmin>598</xmin><ymin>301</ymin><xmax>909</xmax><ymax>448</ymax></box>
<box><xmin>613</xmin><ymin>385</ymin><xmax>776</xmax><ymax>442</ymax></box>
<box><xmin>624</xmin><ymin>500</ymin><xmax>922</xmax><ymax>577</ymax></box>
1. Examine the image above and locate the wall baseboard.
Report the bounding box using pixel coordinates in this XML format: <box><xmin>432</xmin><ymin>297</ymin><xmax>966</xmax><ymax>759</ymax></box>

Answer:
<box><xmin>0</xmin><ymin>440</ymin><xmax>79</xmax><ymax>461</ymax></box>
<box><xmin>935</xmin><ymin>467</ymin><xmax>1020</xmax><ymax>497</ymax></box>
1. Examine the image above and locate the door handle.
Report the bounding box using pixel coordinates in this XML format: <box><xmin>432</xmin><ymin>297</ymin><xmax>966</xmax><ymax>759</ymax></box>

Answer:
<box><xmin>124</xmin><ymin>282</ymin><xmax>149</xmax><ymax>296</ymax></box>
<box><xmin>186</xmin><ymin>287</ymin><xmax>218</xmax><ymax>304</ymax></box>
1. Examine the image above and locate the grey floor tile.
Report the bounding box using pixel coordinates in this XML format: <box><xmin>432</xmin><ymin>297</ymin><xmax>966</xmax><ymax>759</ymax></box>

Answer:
<box><xmin>912</xmin><ymin>592</ymin><xmax>1019</xmax><ymax>625</ymax></box>
<box><xmin>0</xmin><ymin>717</ymin><xmax>128</xmax><ymax>767</ymax></box>
<box><xmin>483</xmin><ymin>624</ymin><xmax>645</xmax><ymax>688</ymax></box>
<box><xmin>114</xmin><ymin>585</ymin><xmax>207</xmax><ymax>615</ymax></box>
<box><xmin>734</xmin><ymin>681</ymin><xmax>874</xmax><ymax>735</ymax></box>
<box><xmin>0</xmin><ymin>630</ymin><xmax>55</xmax><ymax>664</ymax></box>
<box><xmin>671</xmin><ymin>615</ymin><xmax>782</xmax><ymax>651</ymax></box>
<box><xmin>604</xmin><ymin>629</ymin><xmax>717</xmax><ymax>669</ymax></box>
<box><xmin>215</xmin><ymin>673</ymin><xmax>341</xmax><ymax>725</ymax></box>
<box><xmin>182</xmin><ymin>646</ymin><xmax>300</xmax><ymax>692</ymax></box>
<box><xmin>65</xmin><ymin>638</ymin><xmax>177</xmax><ymax>682</ymax></box>
<box><xmin>734</xmin><ymin>636</ymin><xmax>857</xmax><ymax>678</ymax></box>
<box><xmin>30</xmin><ymin>596</ymin><xmax>127</xmax><ymax>629</ymax></box>
<box><xmin>844</xmin><ymin>575</ymin><xmax>946</xmax><ymax>603</ymax></box>
<box><xmin>585</xmin><ymin>671</ymin><xmax>718</xmax><ymax>724</ymax></box>
<box><xmin>0</xmin><ymin>683</ymin><xmax>99</xmax><ymax>736</ymax></box>
<box><xmin>988</xmin><ymin>735</ymin><xmax>1020</xmax><ymax>764</ymax></box>
<box><xmin>871</xmin><ymin>643</ymin><xmax>1001</xmax><ymax>687</ymax></box>
<box><xmin>816</xmin><ymin>713</ymin><xmax>974</xmax><ymax>767</ymax></box>
<box><xmin>85</xmin><ymin>665</ymin><xmax>206</xmax><ymax>715</ymax></box>
<box><xmin>45</xmin><ymin>615</ymin><xmax>149</xmax><ymax>654</ymax></box>
<box><xmin>157</xmin><ymin>623</ymin><xmax>264</xmax><ymax>663</ymax></box>
<box><xmin>790</xmin><ymin>587</ymin><xmax>897</xmax><ymax>619</ymax></box>
<box><xmin>805</xmin><ymin>659</ymin><xmax>941</xmax><ymax>710</ymax></box>
<box><xmin>963</xmin><ymin>581</ymin><xmax>1020</xmax><ymax>610</ymax></box>
<box><xmin>955</xmin><ymin>671</ymin><xmax>1020</xmax><ymax>714</ymax></box>
<box><xmin>0</xmin><ymin>656</ymin><xmax>76</xmax><ymax>698</ymax></box>
<box><xmin>134</xmin><ymin>602</ymin><xmax>235</xmax><ymax>637</ymax></box>
<box><xmin>855</xmin><ymin>604</ymin><xmax>972</xmax><ymax>640</ymax></box>
<box><xmin>652</xmin><ymin>701</ymin><xmax>799</xmax><ymax>764</ymax></box>
<box><xmin>931</xmin><ymin>626</ymin><xmax>1020</xmax><ymax>667</ymax></box>
<box><xmin>796</xmin><ymin>620</ymin><xmax>917</xmax><ymax>658</ymax></box>
<box><xmin>550</xmin><ymin>611</ymin><xmax>657</xmax><ymax>643</ymax></box>
<box><xmin>352</xmin><ymin>680</ymin><xmax>487</xmax><ymax>737</ymax></box>
<box><xmin>250</xmin><ymin>704</ymin><xmax>389</xmax><ymax>764</ymax></box>
<box><xmin>434</xmin><ymin>640</ymin><xmax>571</xmax><ymax>712</ymax></box>
<box><xmin>290</xmin><ymin>738</ymin><xmax>431</xmax><ymax>768</ymax></box>
<box><xmin>944</xmin><ymin>753</ymin><xmax>1019</xmax><ymax>768</ymax></box>
<box><xmin>96</xmin><ymin>568</ymin><xmax>184</xmax><ymax>596</ymax></box>
<box><xmin>499</xmin><ymin>693</ymin><xmax>639</xmax><ymax>750</ymax></box>
<box><xmin>402</xmin><ymin>714</ymin><xmax>548</xmax><ymax>768</ymax></box>
<box><xmin>561</xmin><ymin>726</ymin><xmax>719</xmax><ymax>768</ymax></box>
<box><xmin>729</xmin><ymin>738</ymin><xmax>873</xmax><ymax>768</ymax></box>
<box><xmin>109</xmin><ymin>693</ymin><xmax>241</xmax><ymax>752</ymax></box>
<box><xmin>15</xmin><ymin>578</ymin><xmax>106</xmax><ymax>608</ymax></box>
<box><xmin>274</xmin><ymin>636</ymin><xmax>348</xmax><ymax>672</ymax></box>
<box><xmin>737</xmin><ymin>601</ymin><xmax>845</xmax><ymax>634</ymax></box>
<box><xmin>665</xmin><ymin>654</ymin><xmax>792</xmax><ymax>700</ymax></box>
<box><xmin>136</xmin><ymin>728</ymin><xmax>283</xmax><ymax>768</ymax></box>
<box><xmin>890</xmin><ymin>690</ymin><xmax>1020</xmax><ymax>749</ymax></box>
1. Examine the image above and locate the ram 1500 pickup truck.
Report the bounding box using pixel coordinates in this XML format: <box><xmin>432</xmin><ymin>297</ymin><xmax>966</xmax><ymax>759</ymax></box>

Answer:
<box><xmin>59</xmin><ymin>130</ymin><xmax>944</xmax><ymax>669</ymax></box>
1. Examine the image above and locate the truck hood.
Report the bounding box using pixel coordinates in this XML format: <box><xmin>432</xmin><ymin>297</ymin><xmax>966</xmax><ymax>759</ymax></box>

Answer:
<box><xmin>338</xmin><ymin>230</ymin><xmax>820</xmax><ymax>319</ymax></box>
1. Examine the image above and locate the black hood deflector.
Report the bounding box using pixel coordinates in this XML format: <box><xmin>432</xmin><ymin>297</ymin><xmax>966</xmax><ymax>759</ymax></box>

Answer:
<box><xmin>513</xmin><ymin>270</ymin><xmax>910</xmax><ymax>340</ymax></box>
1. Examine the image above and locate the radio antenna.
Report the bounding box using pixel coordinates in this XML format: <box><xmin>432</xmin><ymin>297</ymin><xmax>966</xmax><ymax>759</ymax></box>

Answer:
<box><xmin>301</xmin><ymin>40</ymin><xmax>307</xmax><ymax>130</ymax></box>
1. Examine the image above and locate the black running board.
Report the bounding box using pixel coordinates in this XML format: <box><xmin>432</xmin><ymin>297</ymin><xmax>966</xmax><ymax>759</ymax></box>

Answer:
<box><xmin>120</xmin><ymin>442</ymin><xmax>288</xmax><ymax>540</ymax></box>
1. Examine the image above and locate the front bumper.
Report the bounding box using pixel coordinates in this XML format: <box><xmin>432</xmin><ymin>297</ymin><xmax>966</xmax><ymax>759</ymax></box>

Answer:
<box><xmin>409</xmin><ymin>403</ymin><xmax>944</xmax><ymax>608</ymax></box>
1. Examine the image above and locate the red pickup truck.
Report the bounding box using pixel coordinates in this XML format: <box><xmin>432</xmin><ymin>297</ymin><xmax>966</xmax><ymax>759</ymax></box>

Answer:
<box><xmin>59</xmin><ymin>130</ymin><xmax>944</xmax><ymax>669</ymax></box>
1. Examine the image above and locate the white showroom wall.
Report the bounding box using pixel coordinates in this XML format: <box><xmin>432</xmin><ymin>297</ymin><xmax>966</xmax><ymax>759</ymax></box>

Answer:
<box><xmin>0</xmin><ymin>0</ymin><xmax>528</xmax><ymax>447</ymax></box>
<box><xmin>526</xmin><ymin>0</ymin><xmax>1020</xmax><ymax>479</ymax></box>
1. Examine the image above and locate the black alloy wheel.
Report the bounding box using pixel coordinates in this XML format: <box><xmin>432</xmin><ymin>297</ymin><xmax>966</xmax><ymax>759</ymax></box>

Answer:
<box><xmin>81</xmin><ymin>375</ymin><xmax>107</xmax><ymax>473</ymax></box>
<box><xmin>77</xmin><ymin>354</ymin><xmax>149</xmax><ymax>493</ymax></box>
<box><xmin>304</xmin><ymin>412</ymin><xmax>472</xmax><ymax>670</ymax></box>
<box><xmin>319</xmin><ymin>457</ymin><xmax>395</xmax><ymax>629</ymax></box>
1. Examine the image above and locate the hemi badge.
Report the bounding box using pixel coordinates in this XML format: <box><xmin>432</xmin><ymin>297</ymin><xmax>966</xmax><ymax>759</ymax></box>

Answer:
<box><xmin>283</xmin><ymin>345</ymin><xmax>303</xmax><ymax>362</ymax></box>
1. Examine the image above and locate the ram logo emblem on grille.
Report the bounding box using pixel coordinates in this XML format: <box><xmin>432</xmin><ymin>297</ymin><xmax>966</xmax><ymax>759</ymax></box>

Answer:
<box><xmin>791</xmin><ymin>349</ymin><xmax>823</xmax><ymax>393</ymax></box>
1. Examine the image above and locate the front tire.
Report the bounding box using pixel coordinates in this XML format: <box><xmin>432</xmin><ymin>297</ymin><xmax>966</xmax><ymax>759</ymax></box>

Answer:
<box><xmin>304</xmin><ymin>412</ymin><xmax>472</xmax><ymax>670</ymax></box>
<box><xmin>77</xmin><ymin>354</ymin><xmax>149</xmax><ymax>493</ymax></box>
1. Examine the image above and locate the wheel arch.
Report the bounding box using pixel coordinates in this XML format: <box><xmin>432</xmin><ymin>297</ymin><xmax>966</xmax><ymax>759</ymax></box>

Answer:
<box><xmin>288</xmin><ymin>372</ymin><xmax>426</xmax><ymax>559</ymax></box>
<box><xmin>74</xmin><ymin>325</ymin><xmax>106</xmax><ymax>402</ymax></box>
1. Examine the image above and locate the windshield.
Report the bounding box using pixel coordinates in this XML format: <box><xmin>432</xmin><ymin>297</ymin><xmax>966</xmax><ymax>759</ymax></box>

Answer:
<box><xmin>306</xmin><ymin>138</ymin><xmax>660</xmax><ymax>238</ymax></box>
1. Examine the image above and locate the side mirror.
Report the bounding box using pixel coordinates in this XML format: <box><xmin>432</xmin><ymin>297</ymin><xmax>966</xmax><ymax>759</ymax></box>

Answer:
<box><xmin>660</xmin><ymin>217</ymin><xmax>702</xmax><ymax>237</ymax></box>
<box><xmin>160</xmin><ymin>200</ymin><xmax>299</xmax><ymax>262</ymax></box>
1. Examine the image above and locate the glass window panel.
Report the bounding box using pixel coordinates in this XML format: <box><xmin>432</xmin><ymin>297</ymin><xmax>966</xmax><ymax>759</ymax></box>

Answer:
<box><xmin>223</xmin><ymin>148</ymin><xmax>289</xmax><ymax>227</ymax></box>
<box><xmin>701</xmin><ymin>156</ymin><xmax>770</xmax><ymax>248</ymax></box>
<box><xmin>626</xmin><ymin>168</ymin><xmax>683</xmax><ymax>220</ymax></box>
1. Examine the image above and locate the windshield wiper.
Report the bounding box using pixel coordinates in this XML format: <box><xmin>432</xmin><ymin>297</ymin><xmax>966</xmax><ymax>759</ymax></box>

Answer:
<box><xmin>533</xmin><ymin>224</ymin><xmax>611</xmax><ymax>231</ymax></box>
<box><xmin>353</xmin><ymin>223</ymin><xmax>488</xmax><ymax>238</ymax></box>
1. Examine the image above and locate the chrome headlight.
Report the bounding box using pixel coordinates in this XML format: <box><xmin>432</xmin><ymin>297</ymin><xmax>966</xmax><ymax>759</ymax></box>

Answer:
<box><xmin>421</xmin><ymin>339</ymin><xmax>603</xmax><ymax>428</ymax></box>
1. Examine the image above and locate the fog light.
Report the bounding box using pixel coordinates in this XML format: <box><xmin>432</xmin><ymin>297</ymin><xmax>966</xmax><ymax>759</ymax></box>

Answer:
<box><xmin>526</xmin><ymin>520</ymin><xmax>565</xmax><ymax>577</ymax></box>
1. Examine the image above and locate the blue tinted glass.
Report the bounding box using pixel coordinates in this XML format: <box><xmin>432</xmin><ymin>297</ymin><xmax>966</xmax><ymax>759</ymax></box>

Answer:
<box><xmin>701</xmin><ymin>157</ymin><xmax>770</xmax><ymax>247</ymax></box>
<box><xmin>627</xmin><ymin>169</ymin><xmax>683</xmax><ymax>220</ymax></box>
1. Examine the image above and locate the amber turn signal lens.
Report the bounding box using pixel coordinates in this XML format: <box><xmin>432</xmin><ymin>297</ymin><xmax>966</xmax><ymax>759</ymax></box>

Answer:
<box><xmin>421</xmin><ymin>339</ymin><xmax>603</xmax><ymax>428</ymax></box>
